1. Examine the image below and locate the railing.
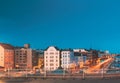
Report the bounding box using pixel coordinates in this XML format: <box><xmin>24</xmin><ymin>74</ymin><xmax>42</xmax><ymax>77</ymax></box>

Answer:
<box><xmin>1</xmin><ymin>69</ymin><xmax>120</xmax><ymax>79</ymax></box>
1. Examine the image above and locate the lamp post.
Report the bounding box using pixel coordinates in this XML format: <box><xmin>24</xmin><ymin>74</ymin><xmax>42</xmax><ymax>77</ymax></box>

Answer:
<box><xmin>8</xmin><ymin>67</ymin><xmax>10</xmax><ymax>78</ymax></box>
<box><xmin>101</xmin><ymin>68</ymin><xmax>104</xmax><ymax>78</ymax></box>
<box><xmin>44</xmin><ymin>67</ymin><xmax>46</xmax><ymax>78</ymax></box>
<box><xmin>82</xmin><ymin>68</ymin><xmax>85</xmax><ymax>79</ymax></box>
<box><xmin>7</xmin><ymin>64</ymin><xmax>12</xmax><ymax>78</ymax></box>
<box><xmin>82</xmin><ymin>54</ymin><xmax>86</xmax><ymax>79</ymax></box>
<box><xmin>63</xmin><ymin>65</ymin><xmax>65</xmax><ymax>78</ymax></box>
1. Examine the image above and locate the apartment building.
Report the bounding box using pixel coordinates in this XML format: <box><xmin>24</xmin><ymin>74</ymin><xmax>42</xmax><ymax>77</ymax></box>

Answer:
<box><xmin>44</xmin><ymin>46</ymin><xmax>60</xmax><ymax>71</ymax></box>
<box><xmin>87</xmin><ymin>50</ymin><xmax>98</xmax><ymax>66</ymax></box>
<box><xmin>61</xmin><ymin>49</ymin><xmax>74</xmax><ymax>69</ymax></box>
<box><xmin>14</xmin><ymin>44</ymin><xmax>33</xmax><ymax>69</ymax></box>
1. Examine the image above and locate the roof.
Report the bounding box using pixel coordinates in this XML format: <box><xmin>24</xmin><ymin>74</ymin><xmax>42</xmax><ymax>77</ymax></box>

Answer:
<box><xmin>0</xmin><ymin>43</ymin><xmax>14</xmax><ymax>49</ymax></box>
<box><xmin>61</xmin><ymin>48</ymin><xmax>73</xmax><ymax>51</ymax></box>
<box><xmin>45</xmin><ymin>46</ymin><xmax>60</xmax><ymax>51</ymax></box>
<box><xmin>14</xmin><ymin>46</ymin><xmax>24</xmax><ymax>49</ymax></box>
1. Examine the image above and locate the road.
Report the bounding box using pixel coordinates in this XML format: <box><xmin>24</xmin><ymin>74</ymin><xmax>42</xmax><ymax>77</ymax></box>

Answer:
<box><xmin>85</xmin><ymin>58</ymin><xmax>114</xmax><ymax>74</ymax></box>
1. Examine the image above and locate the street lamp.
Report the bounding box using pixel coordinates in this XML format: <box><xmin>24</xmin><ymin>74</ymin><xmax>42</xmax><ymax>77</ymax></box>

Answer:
<box><xmin>44</xmin><ymin>67</ymin><xmax>46</xmax><ymax>78</ymax></box>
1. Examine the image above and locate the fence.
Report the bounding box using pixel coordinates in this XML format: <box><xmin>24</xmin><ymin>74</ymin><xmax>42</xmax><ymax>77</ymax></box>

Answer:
<box><xmin>0</xmin><ymin>69</ymin><xmax>120</xmax><ymax>79</ymax></box>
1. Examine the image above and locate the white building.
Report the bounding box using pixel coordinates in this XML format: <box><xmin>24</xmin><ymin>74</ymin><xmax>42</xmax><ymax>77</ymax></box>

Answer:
<box><xmin>61</xmin><ymin>50</ymin><xmax>74</xmax><ymax>69</ymax></box>
<box><xmin>44</xmin><ymin>46</ymin><xmax>60</xmax><ymax>71</ymax></box>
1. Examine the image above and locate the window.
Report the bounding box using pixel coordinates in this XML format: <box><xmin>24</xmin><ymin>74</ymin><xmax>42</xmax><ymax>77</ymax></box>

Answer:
<box><xmin>56</xmin><ymin>64</ymin><xmax>58</xmax><ymax>66</ymax></box>
<box><xmin>52</xmin><ymin>67</ymin><xmax>54</xmax><ymax>70</ymax></box>
<box><xmin>50</xmin><ymin>56</ymin><xmax>54</xmax><ymax>58</ymax></box>
<box><xmin>56</xmin><ymin>52</ymin><xmax>58</xmax><ymax>55</ymax></box>
<box><xmin>50</xmin><ymin>64</ymin><xmax>54</xmax><ymax>66</ymax></box>
<box><xmin>50</xmin><ymin>67</ymin><xmax>54</xmax><ymax>70</ymax></box>
<box><xmin>23</xmin><ymin>61</ymin><xmax>26</xmax><ymax>63</ymax></box>
<box><xmin>50</xmin><ymin>60</ymin><xmax>54</xmax><ymax>62</ymax></box>
<box><xmin>50</xmin><ymin>52</ymin><xmax>54</xmax><ymax>55</ymax></box>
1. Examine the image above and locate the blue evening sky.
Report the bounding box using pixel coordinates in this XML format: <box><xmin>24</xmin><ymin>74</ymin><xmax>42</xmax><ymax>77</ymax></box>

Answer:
<box><xmin>0</xmin><ymin>0</ymin><xmax>120</xmax><ymax>53</ymax></box>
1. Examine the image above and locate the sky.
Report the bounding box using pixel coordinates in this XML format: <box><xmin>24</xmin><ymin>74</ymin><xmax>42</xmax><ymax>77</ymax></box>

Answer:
<box><xmin>0</xmin><ymin>0</ymin><xmax>120</xmax><ymax>53</ymax></box>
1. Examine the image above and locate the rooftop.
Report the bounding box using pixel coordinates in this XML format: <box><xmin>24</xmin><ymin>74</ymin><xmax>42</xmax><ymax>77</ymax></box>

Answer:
<box><xmin>0</xmin><ymin>43</ymin><xmax>14</xmax><ymax>49</ymax></box>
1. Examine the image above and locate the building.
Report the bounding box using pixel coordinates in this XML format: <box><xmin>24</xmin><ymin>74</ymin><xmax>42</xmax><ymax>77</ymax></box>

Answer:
<box><xmin>44</xmin><ymin>46</ymin><xmax>60</xmax><ymax>71</ymax></box>
<box><xmin>37</xmin><ymin>50</ymin><xmax>44</xmax><ymax>69</ymax></box>
<box><xmin>61</xmin><ymin>49</ymin><xmax>74</xmax><ymax>69</ymax></box>
<box><xmin>87</xmin><ymin>50</ymin><xmax>98</xmax><ymax>66</ymax></box>
<box><xmin>73</xmin><ymin>49</ymin><xmax>87</xmax><ymax>53</ymax></box>
<box><xmin>14</xmin><ymin>44</ymin><xmax>33</xmax><ymax>70</ymax></box>
<box><xmin>33</xmin><ymin>50</ymin><xmax>44</xmax><ymax>71</ymax></box>
<box><xmin>74</xmin><ymin>51</ymin><xmax>87</xmax><ymax>69</ymax></box>
<box><xmin>0</xmin><ymin>43</ymin><xmax>14</xmax><ymax>70</ymax></box>
<box><xmin>32</xmin><ymin>50</ymin><xmax>39</xmax><ymax>69</ymax></box>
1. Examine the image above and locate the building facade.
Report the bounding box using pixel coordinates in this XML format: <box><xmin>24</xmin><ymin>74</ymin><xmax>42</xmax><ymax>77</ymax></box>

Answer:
<box><xmin>61</xmin><ymin>50</ymin><xmax>74</xmax><ymax>69</ymax></box>
<box><xmin>44</xmin><ymin>46</ymin><xmax>60</xmax><ymax>71</ymax></box>
<box><xmin>87</xmin><ymin>50</ymin><xmax>98</xmax><ymax>66</ymax></box>
<box><xmin>0</xmin><ymin>43</ymin><xmax>14</xmax><ymax>70</ymax></box>
<box><xmin>33</xmin><ymin>50</ymin><xmax>44</xmax><ymax>70</ymax></box>
<box><xmin>14</xmin><ymin>44</ymin><xmax>33</xmax><ymax>69</ymax></box>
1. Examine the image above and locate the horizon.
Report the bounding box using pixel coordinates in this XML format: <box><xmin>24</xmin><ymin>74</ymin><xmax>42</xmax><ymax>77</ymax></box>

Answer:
<box><xmin>1</xmin><ymin>0</ymin><xmax>120</xmax><ymax>53</ymax></box>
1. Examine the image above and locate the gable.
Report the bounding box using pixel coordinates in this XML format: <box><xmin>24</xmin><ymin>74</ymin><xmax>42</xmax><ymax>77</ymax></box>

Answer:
<box><xmin>47</xmin><ymin>46</ymin><xmax>58</xmax><ymax>51</ymax></box>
